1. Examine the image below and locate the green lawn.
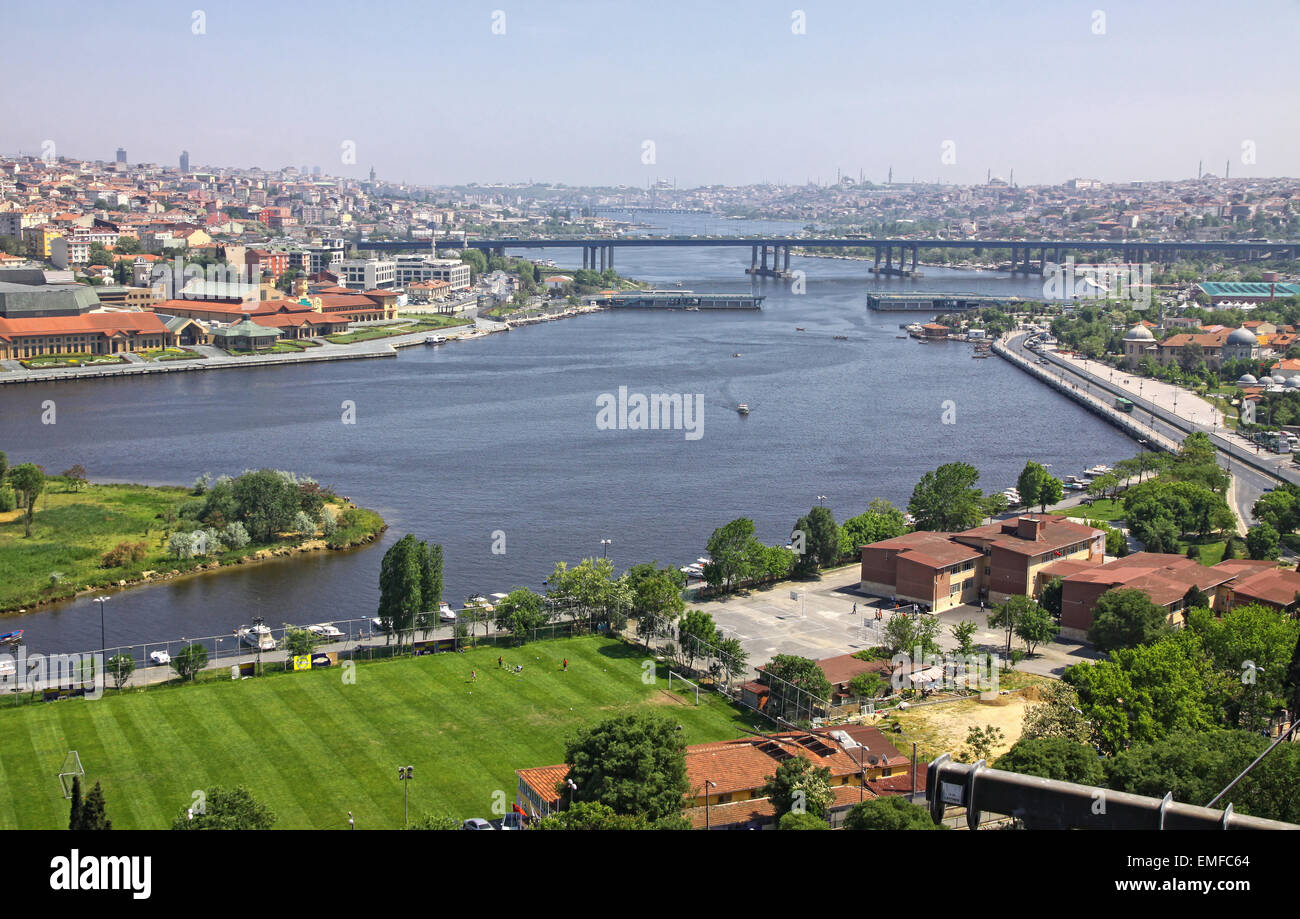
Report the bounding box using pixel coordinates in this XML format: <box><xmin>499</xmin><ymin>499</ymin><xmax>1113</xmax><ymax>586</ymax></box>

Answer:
<box><xmin>0</xmin><ymin>636</ymin><xmax>765</xmax><ymax>828</ymax></box>
<box><xmin>1052</xmin><ymin>498</ymin><xmax>1126</xmax><ymax>522</ymax></box>
<box><xmin>326</xmin><ymin>316</ymin><xmax>469</xmax><ymax>345</ymax></box>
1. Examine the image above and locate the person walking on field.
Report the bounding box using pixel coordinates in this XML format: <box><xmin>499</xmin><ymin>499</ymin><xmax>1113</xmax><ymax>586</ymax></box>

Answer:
<box><xmin>562</xmin><ymin>658</ymin><xmax>568</xmax><ymax>671</ymax></box>
<box><xmin>498</xmin><ymin>656</ymin><xmax>503</xmax><ymax>669</ymax></box>
<box><xmin>470</xmin><ymin>670</ymin><xmax>477</xmax><ymax>682</ymax></box>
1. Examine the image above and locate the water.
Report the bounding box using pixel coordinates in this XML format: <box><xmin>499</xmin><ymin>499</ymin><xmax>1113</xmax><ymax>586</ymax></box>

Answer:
<box><xmin>0</xmin><ymin>216</ymin><xmax>1135</xmax><ymax>653</ymax></box>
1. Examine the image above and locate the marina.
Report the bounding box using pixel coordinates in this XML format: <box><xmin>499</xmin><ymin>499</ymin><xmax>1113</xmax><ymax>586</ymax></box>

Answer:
<box><xmin>592</xmin><ymin>290</ymin><xmax>763</xmax><ymax>310</ymax></box>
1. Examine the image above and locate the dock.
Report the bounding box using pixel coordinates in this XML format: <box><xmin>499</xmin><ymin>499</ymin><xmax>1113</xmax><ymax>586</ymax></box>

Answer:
<box><xmin>868</xmin><ymin>292</ymin><xmax>1013</xmax><ymax>312</ymax></box>
<box><xmin>593</xmin><ymin>290</ymin><xmax>763</xmax><ymax>310</ymax></box>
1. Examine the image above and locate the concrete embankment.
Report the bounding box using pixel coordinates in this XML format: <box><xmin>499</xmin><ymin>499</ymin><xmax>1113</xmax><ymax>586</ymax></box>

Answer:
<box><xmin>991</xmin><ymin>338</ymin><xmax>1178</xmax><ymax>452</ymax></box>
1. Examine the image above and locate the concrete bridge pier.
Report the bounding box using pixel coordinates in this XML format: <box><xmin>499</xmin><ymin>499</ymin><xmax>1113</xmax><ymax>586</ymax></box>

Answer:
<box><xmin>599</xmin><ymin>246</ymin><xmax>607</xmax><ymax>271</ymax></box>
<box><xmin>607</xmin><ymin>245</ymin><xmax>614</xmax><ymax>269</ymax></box>
<box><xmin>784</xmin><ymin>246</ymin><xmax>791</xmax><ymax>273</ymax></box>
<box><xmin>751</xmin><ymin>245</ymin><xmax>758</xmax><ymax>272</ymax></box>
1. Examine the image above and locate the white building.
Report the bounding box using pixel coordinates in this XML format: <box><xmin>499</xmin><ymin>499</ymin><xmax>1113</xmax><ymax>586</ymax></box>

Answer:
<box><xmin>393</xmin><ymin>254</ymin><xmax>471</xmax><ymax>291</ymax></box>
<box><xmin>50</xmin><ymin>236</ymin><xmax>92</xmax><ymax>268</ymax></box>
<box><xmin>337</xmin><ymin>257</ymin><xmax>397</xmax><ymax>290</ymax></box>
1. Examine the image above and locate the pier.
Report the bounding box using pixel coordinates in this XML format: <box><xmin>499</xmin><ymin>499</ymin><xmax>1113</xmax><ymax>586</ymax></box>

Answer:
<box><xmin>594</xmin><ymin>290</ymin><xmax>763</xmax><ymax>310</ymax></box>
<box><xmin>868</xmin><ymin>293</ymin><xmax>1013</xmax><ymax>312</ymax></box>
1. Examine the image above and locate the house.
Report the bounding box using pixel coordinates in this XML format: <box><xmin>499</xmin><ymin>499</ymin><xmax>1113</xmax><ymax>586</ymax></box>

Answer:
<box><xmin>0</xmin><ymin>311</ymin><xmax>174</xmax><ymax>360</ymax></box>
<box><xmin>515</xmin><ymin>725</ymin><xmax>919</xmax><ymax>830</ymax></box>
<box><xmin>207</xmin><ymin>317</ymin><xmax>281</xmax><ymax>352</ymax></box>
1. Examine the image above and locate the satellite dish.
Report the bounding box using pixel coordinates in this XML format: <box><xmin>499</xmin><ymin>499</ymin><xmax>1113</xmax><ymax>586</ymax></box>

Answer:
<box><xmin>867</xmin><ymin>754</ymin><xmax>880</xmax><ymax>766</ymax></box>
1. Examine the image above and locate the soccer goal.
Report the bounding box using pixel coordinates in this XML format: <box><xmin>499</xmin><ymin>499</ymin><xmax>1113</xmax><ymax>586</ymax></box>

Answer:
<box><xmin>667</xmin><ymin>671</ymin><xmax>700</xmax><ymax>705</ymax></box>
<box><xmin>58</xmin><ymin>751</ymin><xmax>85</xmax><ymax>799</ymax></box>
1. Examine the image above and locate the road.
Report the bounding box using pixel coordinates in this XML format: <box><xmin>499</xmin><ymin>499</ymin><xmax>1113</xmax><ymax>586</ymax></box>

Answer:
<box><xmin>1004</xmin><ymin>332</ymin><xmax>1294</xmax><ymax>528</ymax></box>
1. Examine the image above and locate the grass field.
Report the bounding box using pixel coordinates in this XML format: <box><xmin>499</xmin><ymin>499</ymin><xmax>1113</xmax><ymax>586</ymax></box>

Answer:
<box><xmin>325</xmin><ymin>316</ymin><xmax>469</xmax><ymax>344</ymax></box>
<box><xmin>0</xmin><ymin>636</ymin><xmax>766</xmax><ymax>829</ymax></box>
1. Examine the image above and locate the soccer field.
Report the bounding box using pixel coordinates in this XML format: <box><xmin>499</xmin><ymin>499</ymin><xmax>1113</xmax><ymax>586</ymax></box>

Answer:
<box><xmin>0</xmin><ymin>636</ymin><xmax>764</xmax><ymax>829</ymax></box>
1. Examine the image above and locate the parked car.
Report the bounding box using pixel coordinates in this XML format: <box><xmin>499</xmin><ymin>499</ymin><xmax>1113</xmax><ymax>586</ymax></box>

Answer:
<box><xmin>463</xmin><ymin>817</ymin><xmax>494</xmax><ymax>830</ymax></box>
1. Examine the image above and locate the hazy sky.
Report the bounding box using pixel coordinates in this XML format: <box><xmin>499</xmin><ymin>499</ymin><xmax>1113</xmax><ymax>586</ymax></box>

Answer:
<box><xmin>3</xmin><ymin>0</ymin><xmax>1298</xmax><ymax>187</ymax></box>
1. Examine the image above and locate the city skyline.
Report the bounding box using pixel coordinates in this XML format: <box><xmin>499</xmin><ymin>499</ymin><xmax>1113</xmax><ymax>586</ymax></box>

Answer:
<box><xmin>3</xmin><ymin>0</ymin><xmax>1299</xmax><ymax>187</ymax></box>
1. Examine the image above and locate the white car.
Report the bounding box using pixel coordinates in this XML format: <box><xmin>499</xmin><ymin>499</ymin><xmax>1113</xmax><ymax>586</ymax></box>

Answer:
<box><xmin>149</xmin><ymin>650</ymin><xmax>171</xmax><ymax>666</ymax></box>
<box><xmin>463</xmin><ymin>818</ymin><xmax>494</xmax><ymax>830</ymax></box>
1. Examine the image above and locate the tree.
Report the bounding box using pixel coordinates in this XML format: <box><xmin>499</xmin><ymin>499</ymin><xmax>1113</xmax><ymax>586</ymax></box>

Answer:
<box><xmin>562</xmin><ymin>713</ymin><xmax>688</xmax><ymax>822</ymax></box>
<box><xmin>378</xmin><ymin>534</ymin><xmax>423</xmax><ymax>648</ymax></box>
<box><xmin>629</xmin><ymin>564</ymin><xmax>685</xmax><ymax>628</ymax></box>
<box><xmin>779</xmin><ymin>811</ymin><xmax>830</xmax><ymax>830</ymax></box>
<box><xmin>1016</xmin><ymin>461</ymin><xmax>1046</xmax><ymax>510</ymax></box>
<box><xmin>995</xmin><ymin>736</ymin><xmax>1104</xmax><ymax>785</ymax></box>
<box><xmin>1039</xmin><ymin>577</ymin><xmax>1063</xmax><ymax>620</ymax></box>
<box><xmin>759</xmin><ymin>755</ymin><xmax>834</xmax><ymax>819</ymax></box>
<box><xmin>1246</xmin><ymin>522</ymin><xmax>1281</xmax><ymax>560</ymax></box>
<box><xmin>62</xmin><ymin>464</ymin><xmax>88</xmax><ymax>491</ymax></box>
<box><xmin>170</xmin><ymin>643</ymin><xmax>208</xmax><ymax>681</ymax></box>
<box><xmin>283</xmin><ymin>628</ymin><xmax>317</xmax><ymax>658</ymax></box>
<box><xmin>1014</xmin><ymin>602</ymin><xmax>1058</xmax><ymax>655</ymax></box>
<box><xmin>68</xmin><ymin>776</ymin><xmax>83</xmax><ymax>830</ymax></box>
<box><xmin>715</xmin><ymin>636</ymin><xmax>749</xmax><ymax>688</ymax></box>
<box><xmin>493</xmin><ymin>587</ymin><xmax>550</xmax><ymax>642</ymax></box>
<box><xmin>1187</xmin><ymin>603</ymin><xmax>1300</xmax><ymax>731</ymax></box>
<box><xmin>840</xmin><ymin>499</ymin><xmax>907</xmax><ymax>553</ymax></box>
<box><xmin>1065</xmin><ymin>632</ymin><xmax>1215</xmax><ymax>754</ymax></box>
<box><xmin>9</xmin><ymin>463</ymin><xmax>45</xmax><ymax>538</ymax></box>
<box><xmin>1087</xmin><ymin>588</ymin><xmax>1170</xmax><ymax>652</ymax></box>
<box><xmin>106</xmin><ymin>653</ymin><xmax>135</xmax><ymax>690</ymax></box>
<box><xmin>848</xmin><ymin>670</ymin><xmax>887</xmax><ymax>699</ymax></box>
<box><xmin>792</xmin><ymin>505</ymin><xmax>838</xmax><ymax>575</ymax></box>
<box><xmin>908</xmin><ymin>462</ymin><xmax>985</xmax><ymax>531</ymax></box>
<box><xmin>172</xmin><ymin>786</ymin><xmax>276</xmax><ymax>829</ymax></box>
<box><xmin>534</xmin><ymin>800</ymin><xmax>651</xmax><ymax>830</ymax></box>
<box><xmin>229</xmin><ymin>469</ymin><xmax>300</xmax><ymax>541</ymax></box>
<box><xmin>1036</xmin><ymin>475</ymin><xmax>1064</xmax><ymax>512</ymax></box>
<box><xmin>1020</xmin><ymin>681</ymin><xmax>1092</xmax><ymax>743</ymax></box>
<box><xmin>762</xmin><ymin>655</ymin><xmax>832</xmax><ymax>720</ymax></box>
<box><xmin>962</xmin><ymin>724</ymin><xmax>1005</xmax><ymax>761</ymax></box>
<box><xmin>80</xmin><ymin>782</ymin><xmax>111</xmax><ymax>830</ymax></box>
<box><xmin>843</xmin><ymin>796</ymin><xmax>944</xmax><ymax>830</ymax></box>
<box><xmin>989</xmin><ymin>595</ymin><xmax>1042</xmax><ymax>660</ymax></box>
<box><xmin>883</xmin><ymin>612</ymin><xmax>941</xmax><ymax>657</ymax></box>
<box><xmin>1183</xmin><ymin>584</ymin><xmax>1209</xmax><ymax>611</ymax></box>
<box><xmin>677</xmin><ymin>610</ymin><xmax>719</xmax><ymax>672</ymax></box>
<box><xmin>952</xmin><ymin>620</ymin><xmax>978</xmax><ymax>656</ymax></box>
<box><xmin>415</xmin><ymin>541</ymin><xmax>444</xmax><ymax>636</ymax></box>
<box><xmin>706</xmin><ymin>517</ymin><xmax>757</xmax><ymax>591</ymax></box>
<box><xmin>547</xmin><ymin>557</ymin><xmax>631</xmax><ymax>629</ymax></box>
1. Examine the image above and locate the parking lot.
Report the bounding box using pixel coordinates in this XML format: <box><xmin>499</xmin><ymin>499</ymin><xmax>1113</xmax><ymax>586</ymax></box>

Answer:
<box><xmin>694</xmin><ymin>565</ymin><xmax>1103</xmax><ymax>679</ymax></box>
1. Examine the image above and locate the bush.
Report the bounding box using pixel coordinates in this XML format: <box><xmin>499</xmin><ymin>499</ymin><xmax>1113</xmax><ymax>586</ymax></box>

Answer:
<box><xmin>101</xmin><ymin>541</ymin><xmax>148</xmax><ymax>568</ymax></box>
<box><xmin>0</xmin><ymin>487</ymin><xmax>15</xmax><ymax>513</ymax></box>
<box><xmin>222</xmin><ymin>521</ymin><xmax>250</xmax><ymax>550</ymax></box>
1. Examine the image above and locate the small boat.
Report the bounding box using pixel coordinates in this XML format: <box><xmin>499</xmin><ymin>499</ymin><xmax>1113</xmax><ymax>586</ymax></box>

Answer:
<box><xmin>737</xmin><ymin>403</ymin><xmax>750</xmax><ymax>415</ymax></box>
<box><xmin>149</xmin><ymin>649</ymin><xmax>171</xmax><ymax>666</ymax></box>
<box><xmin>306</xmin><ymin>623</ymin><xmax>344</xmax><ymax>640</ymax></box>
<box><xmin>833</xmin><ymin>335</ymin><xmax>848</xmax><ymax>341</ymax></box>
<box><xmin>795</xmin><ymin>327</ymin><xmax>806</xmax><ymax>332</ymax></box>
<box><xmin>0</xmin><ymin>629</ymin><xmax>23</xmax><ymax>647</ymax></box>
<box><xmin>238</xmin><ymin>624</ymin><xmax>276</xmax><ymax>651</ymax></box>
<box><xmin>370</xmin><ymin>616</ymin><xmax>390</xmax><ymax>632</ymax></box>
<box><xmin>424</xmin><ymin>335</ymin><xmax>447</xmax><ymax>345</ymax></box>
<box><xmin>439</xmin><ymin>601</ymin><xmax>457</xmax><ymax>622</ymax></box>
<box><xmin>896</xmin><ymin>335</ymin><xmax>907</xmax><ymax>339</ymax></box>
<box><xmin>732</xmin><ymin>353</ymin><xmax>742</xmax><ymax>357</ymax></box>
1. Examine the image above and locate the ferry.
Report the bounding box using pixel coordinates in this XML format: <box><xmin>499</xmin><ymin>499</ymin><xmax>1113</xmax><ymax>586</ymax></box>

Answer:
<box><xmin>0</xmin><ymin>629</ymin><xmax>23</xmax><ymax>647</ymax></box>
<box><xmin>238</xmin><ymin>624</ymin><xmax>276</xmax><ymax>651</ymax></box>
<box><xmin>737</xmin><ymin>403</ymin><xmax>750</xmax><ymax>415</ymax></box>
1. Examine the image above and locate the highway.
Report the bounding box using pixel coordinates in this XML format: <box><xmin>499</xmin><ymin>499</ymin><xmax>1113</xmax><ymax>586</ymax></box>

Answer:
<box><xmin>1003</xmin><ymin>332</ymin><xmax>1299</xmax><ymax>527</ymax></box>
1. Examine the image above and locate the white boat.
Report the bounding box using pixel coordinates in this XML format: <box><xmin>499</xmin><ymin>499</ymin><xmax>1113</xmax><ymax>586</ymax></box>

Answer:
<box><xmin>306</xmin><ymin>623</ymin><xmax>344</xmax><ymax>640</ymax></box>
<box><xmin>370</xmin><ymin>616</ymin><xmax>389</xmax><ymax>632</ymax></box>
<box><xmin>149</xmin><ymin>650</ymin><xmax>171</xmax><ymax>666</ymax></box>
<box><xmin>439</xmin><ymin>601</ymin><xmax>456</xmax><ymax>622</ymax></box>
<box><xmin>737</xmin><ymin>403</ymin><xmax>750</xmax><ymax>415</ymax></box>
<box><xmin>425</xmin><ymin>335</ymin><xmax>447</xmax><ymax>345</ymax></box>
<box><xmin>238</xmin><ymin>624</ymin><xmax>276</xmax><ymax>651</ymax></box>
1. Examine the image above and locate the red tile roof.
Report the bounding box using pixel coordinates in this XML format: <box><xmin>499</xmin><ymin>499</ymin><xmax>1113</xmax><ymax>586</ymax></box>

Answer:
<box><xmin>0</xmin><ymin>311</ymin><xmax>169</xmax><ymax>340</ymax></box>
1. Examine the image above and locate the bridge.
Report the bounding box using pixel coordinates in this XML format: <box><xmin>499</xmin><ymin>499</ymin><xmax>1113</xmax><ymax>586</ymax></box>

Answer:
<box><xmin>355</xmin><ymin>237</ymin><xmax>1299</xmax><ymax>278</ymax></box>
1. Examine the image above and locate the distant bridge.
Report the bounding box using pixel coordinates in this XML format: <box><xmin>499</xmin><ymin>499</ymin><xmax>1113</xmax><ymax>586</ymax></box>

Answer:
<box><xmin>354</xmin><ymin>236</ymin><xmax>1299</xmax><ymax>277</ymax></box>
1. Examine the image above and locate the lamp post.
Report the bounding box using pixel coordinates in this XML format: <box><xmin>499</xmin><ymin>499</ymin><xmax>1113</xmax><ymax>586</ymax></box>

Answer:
<box><xmin>398</xmin><ymin>765</ymin><xmax>414</xmax><ymax>827</ymax></box>
<box><xmin>600</xmin><ymin>538</ymin><xmax>612</xmax><ymax>559</ymax></box>
<box><xmin>705</xmin><ymin>780</ymin><xmax>717</xmax><ymax>830</ymax></box>
<box><xmin>816</xmin><ymin>494</ymin><xmax>827</xmax><ymax>507</ymax></box>
<box><xmin>565</xmin><ymin>778</ymin><xmax>577</xmax><ymax>810</ymax></box>
<box><xmin>93</xmin><ymin>596</ymin><xmax>109</xmax><ymax>657</ymax></box>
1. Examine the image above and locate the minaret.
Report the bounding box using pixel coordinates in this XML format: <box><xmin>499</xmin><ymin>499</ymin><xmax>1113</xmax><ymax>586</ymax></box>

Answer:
<box><xmin>369</xmin><ymin>165</ymin><xmax>376</xmax><ymax>183</ymax></box>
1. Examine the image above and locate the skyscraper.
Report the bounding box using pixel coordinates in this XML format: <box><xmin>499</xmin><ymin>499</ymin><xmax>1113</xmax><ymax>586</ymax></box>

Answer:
<box><xmin>115</xmin><ymin>147</ymin><xmax>126</xmax><ymax>163</ymax></box>
<box><xmin>179</xmin><ymin>150</ymin><xmax>190</xmax><ymax>173</ymax></box>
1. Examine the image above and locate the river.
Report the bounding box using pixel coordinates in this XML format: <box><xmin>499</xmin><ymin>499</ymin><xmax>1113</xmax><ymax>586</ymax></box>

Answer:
<box><xmin>0</xmin><ymin>215</ymin><xmax>1136</xmax><ymax>655</ymax></box>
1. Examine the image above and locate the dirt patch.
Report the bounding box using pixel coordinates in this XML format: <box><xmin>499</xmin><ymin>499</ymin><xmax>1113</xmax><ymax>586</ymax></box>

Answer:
<box><xmin>873</xmin><ymin>692</ymin><xmax>1032</xmax><ymax>762</ymax></box>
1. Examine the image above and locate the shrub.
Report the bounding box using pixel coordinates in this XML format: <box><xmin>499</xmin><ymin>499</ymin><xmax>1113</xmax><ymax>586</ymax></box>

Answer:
<box><xmin>222</xmin><ymin>521</ymin><xmax>250</xmax><ymax>550</ymax></box>
<box><xmin>0</xmin><ymin>487</ymin><xmax>16</xmax><ymax>513</ymax></box>
<box><xmin>101</xmin><ymin>541</ymin><xmax>148</xmax><ymax>568</ymax></box>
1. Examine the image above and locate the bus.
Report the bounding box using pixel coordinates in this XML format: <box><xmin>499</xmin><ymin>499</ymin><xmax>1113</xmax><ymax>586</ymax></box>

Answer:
<box><xmin>1115</xmin><ymin>398</ymin><xmax>1134</xmax><ymax>413</ymax></box>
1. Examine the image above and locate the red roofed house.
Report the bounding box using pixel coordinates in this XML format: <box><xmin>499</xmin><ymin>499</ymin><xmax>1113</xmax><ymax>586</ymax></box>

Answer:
<box><xmin>515</xmin><ymin>725</ymin><xmax>919</xmax><ymax>830</ymax></box>
<box><xmin>0</xmin><ymin>311</ymin><xmax>174</xmax><ymax>360</ymax></box>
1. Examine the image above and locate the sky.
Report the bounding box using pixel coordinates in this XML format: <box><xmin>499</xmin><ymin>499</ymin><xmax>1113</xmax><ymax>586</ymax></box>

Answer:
<box><xmin>2</xmin><ymin>0</ymin><xmax>1299</xmax><ymax>188</ymax></box>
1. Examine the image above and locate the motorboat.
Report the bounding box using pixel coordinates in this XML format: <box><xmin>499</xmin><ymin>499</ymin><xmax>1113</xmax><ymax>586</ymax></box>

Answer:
<box><xmin>795</xmin><ymin>327</ymin><xmax>806</xmax><ymax>332</ymax></box>
<box><xmin>737</xmin><ymin>403</ymin><xmax>750</xmax><ymax>415</ymax></box>
<box><xmin>306</xmin><ymin>623</ymin><xmax>344</xmax><ymax>640</ymax></box>
<box><xmin>238</xmin><ymin>624</ymin><xmax>276</xmax><ymax>651</ymax></box>
<box><xmin>833</xmin><ymin>335</ymin><xmax>848</xmax><ymax>341</ymax></box>
<box><xmin>0</xmin><ymin>629</ymin><xmax>23</xmax><ymax>647</ymax></box>
<box><xmin>370</xmin><ymin>617</ymin><xmax>390</xmax><ymax>632</ymax></box>
<box><xmin>439</xmin><ymin>601</ymin><xmax>457</xmax><ymax>623</ymax></box>
<box><xmin>425</xmin><ymin>335</ymin><xmax>447</xmax><ymax>345</ymax></box>
<box><xmin>149</xmin><ymin>649</ymin><xmax>171</xmax><ymax>666</ymax></box>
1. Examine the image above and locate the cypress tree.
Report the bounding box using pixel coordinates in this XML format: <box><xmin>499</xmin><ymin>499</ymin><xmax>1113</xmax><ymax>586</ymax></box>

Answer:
<box><xmin>80</xmin><ymin>781</ymin><xmax>111</xmax><ymax>830</ymax></box>
<box><xmin>68</xmin><ymin>775</ymin><xmax>83</xmax><ymax>830</ymax></box>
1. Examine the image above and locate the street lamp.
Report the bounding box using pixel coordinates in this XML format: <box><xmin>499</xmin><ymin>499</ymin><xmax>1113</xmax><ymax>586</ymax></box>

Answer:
<box><xmin>398</xmin><ymin>765</ymin><xmax>414</xmax><ymax>827</ymax></box>
<box><xmin>600</xmin><ymin>538</ymin><xmax>612</xmax><ymax>559</ymax></box>
<box><xmin>816</xmin><ymin>494</ymin><xmax>827</xmax><ymax>506</ymax></box>
<box><xmin>565</xmin><ymin>778</ymin><xmax>577</xmax><ymax>809</ymax></box>
<box><xmin>94</xmin><ymin>596</ymin><xmax>109</xmax><ymax>657</ymax></box>
<box><xmin>705</xmin><ymin>780</ymin><xmax>717</xmax><ymax>830</ymax></box>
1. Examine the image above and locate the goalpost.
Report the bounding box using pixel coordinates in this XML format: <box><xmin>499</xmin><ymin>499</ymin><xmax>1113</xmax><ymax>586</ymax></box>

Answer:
<box><xmin>667</xmin><ymin>671</ymin><xmax>700</xmax><ymax>705</ymax></box>
<box><xmin>58</xmin><ymin>751</ymin><xmax>85</xmax><ymax>799</ymax></box>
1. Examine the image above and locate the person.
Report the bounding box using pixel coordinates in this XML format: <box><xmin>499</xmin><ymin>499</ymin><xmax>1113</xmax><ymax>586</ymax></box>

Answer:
<box><xmin>498</xmin><ymin>656</ymin><xmax>503</xmax><ymax>669</ymax></box>
<box><xmin>852</xmin><ymin>603</ymin><xmax>857</xmax><ymax>615</ymax></box>
<box><xmin>562</xmin><ymin>658</ymin><xmax>568</xmax><ymax>671</ymax></box>
<box><xmin>875</xmin><ymin>607</ymin><xmax>882</xmax><ymax>621</ymax></box>
<box><xmin>470</xmin><ymin>669</ymin><xmax>477</xmax><ymax>682</ymax></box>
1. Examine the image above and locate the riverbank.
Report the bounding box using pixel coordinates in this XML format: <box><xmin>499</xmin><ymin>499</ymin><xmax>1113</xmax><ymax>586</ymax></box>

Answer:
<box><xmin>0</xmin><ymin>480</ymin><xmax>386</xmax><ymax>614</ymax></box>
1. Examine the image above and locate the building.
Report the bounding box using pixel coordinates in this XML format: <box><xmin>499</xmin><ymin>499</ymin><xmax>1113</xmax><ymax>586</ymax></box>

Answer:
<box><xmin>0</xmin><ymin>311</ymin><xmax>174</xmax><ymax>360</ymax></box>
<box><xmin>1198</xmin><ymin>281</ymin><xmax>1300</xmax><ymax>304</ymax></box>
<box><xmin>1221</xmin><ymin>326</ymin><xmax>1260</xmax><ymax>363</ymax></box>
<box><xmin>207</xmin><ymin>318</ymin><xmax>281</xmax><ymax>352</ymax></box>
<box><xmin>115</xmin><ymin>147</ymin><xmax>126</xmax><ymax>163</ymax></box>
<box><xmin>859</xmin><ymin>516</ymin><xmax>1104</xmax><ymax>611</ymax></box>
<box><xmin>179</xmin><ymin>150</ymin><xmax>190</xmax><ymax>173</ymax></box>
<box><xmin>50</xmin><ymin>237</ymin><xmax>91</xmax><ymax>268</ymax></box>
<box><xmin>1122</xmin><ymin>322</ymin><xmax>1157</xmax><ymax>367</ymax></box>
<box><xmin>1156</xmin><ymin>329</ymin><xmax>1233</xmax><ymax>369</ymax></box>
<box><xmin>392</xmin><ymin>255</ymin><xmax>471</xmax><ymax>291</ymax></box>
<box><xmin>336</xmin><ymin>257</ymin><xmax>396</xmax><ymax>290</ymax></box>
<box><xmin>515</xmin><ymin>725</ymin><xmax>919</xmax><ymax>830</ymax></box>
<box><xmin>0</xmin><ymin>280</ymin><xmax>99</xmax><ymax>318</ymax></box>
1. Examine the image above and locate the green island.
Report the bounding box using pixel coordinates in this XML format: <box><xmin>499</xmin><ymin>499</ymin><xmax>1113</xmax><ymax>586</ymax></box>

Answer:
<box><xmin>0</xmin><ymin>463</ymin><xmax>386</xmax><ymax>613</ymax></box>
<box><xmin>0</xmin><ymin>636</ymin><xmax>762</xmax><ymax>829</ymax></box>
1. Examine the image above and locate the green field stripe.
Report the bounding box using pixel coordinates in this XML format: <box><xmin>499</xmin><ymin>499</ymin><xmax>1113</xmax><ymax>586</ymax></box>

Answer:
<box><xmin>80</xmin><ymin>696</ymin><xmax>156</xmax><ymax>830</ymax></box>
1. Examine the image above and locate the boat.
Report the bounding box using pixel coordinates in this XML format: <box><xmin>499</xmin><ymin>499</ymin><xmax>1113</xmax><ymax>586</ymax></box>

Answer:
<box><xmin>238</xmin><ymin>624</ymin><xmax>276</xmax><ymax>651</ymax></box>
<box><xmin>306</xmin><ymin>623</ymin><xmax>344</xmax><ymax>640</ymax></box>
<box><xmin>424</xmin><ymin>335</ymin><xmax>447</xmax><ymax>345</ymax></box>
<box><xmin>833</xmin><ymin>335</ymin><xmax>848</xmax><ymax>341</ymax></box>
<box><xmin>896</xmin><ymin>335</ymin><xmax>907</xmax><ymax>339</ymax></box>
<box><xmin>370</xmin><ymin>617</ymin><xmax>390</xmax><ymax>632</ymax></box>
<box><xmin>737</xmin><ymin>403</ymin><xmax>750</xmax><ymax>415</ymax></box>
<box><xmin>795</xmin><ymin>327</ymin><xmax>806</xmax><ymax>332</ymax></box>
<box><xmin>149</xmin><ymin>649</ymin><xmax>171</xmax><ymax>666</ymax></box>
<box><xmin>439</xmin><ymin>601</ymin><xmax>457</xmax><ymax>622</ymax></box>
<box><xmin>0</xmin><ymin>629</ymin><xmax>23</xmax><ymax>647</ymax></box>
<box><xmin>732</xmin><ymin>353</ymin><xmax>742</xmax><ymax>357</ymax></box>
